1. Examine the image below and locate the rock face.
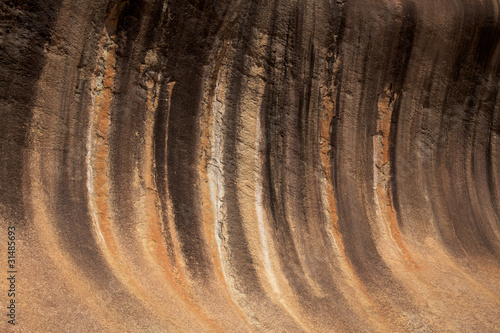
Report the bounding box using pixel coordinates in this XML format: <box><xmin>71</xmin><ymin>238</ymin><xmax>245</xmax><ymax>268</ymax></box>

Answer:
<box><xmin>2</xmin><ymin>0</ymin><xmax>500</xmax><ymax>331</ymax></box>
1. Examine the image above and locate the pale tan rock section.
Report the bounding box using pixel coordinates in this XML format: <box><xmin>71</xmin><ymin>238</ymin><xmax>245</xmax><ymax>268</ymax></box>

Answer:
<box><xmin>1</xmin><ymin>0</ymin><xmax>500</xmax><ymax>332</ymax></box>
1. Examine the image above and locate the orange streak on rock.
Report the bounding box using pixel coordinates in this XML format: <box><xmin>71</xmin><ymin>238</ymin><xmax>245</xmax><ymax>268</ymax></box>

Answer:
<box><xmin>373</xmin><ymin>87</ymin><xmax>415</xmax><ymax>268</ymax></box>
<box><xmin>140</xmin><ymin>64</ymin><xmax>179</xmax><ymax>288</ymax></box>
<box><xmin>139</xmin><ymin>72</ymin><xmax>213</xmax><ymax>330</ymax></box>
<box><xmin>198</xmin><ymin>61</ymin><xmax>253</xmax><ymax>328</ymax></box>
<box><xmin>156</xmin><ymin>82</ymin><xmax>194</xmax><ymax>291</ymax></box>
<box><xmin>89</xmin><ymin>26</ymin><xmax>118</xmax><ymax>261</ymax></box>
<box><xmin>319</xmin><ymin>80</ymin><xmax>391</xmax><ymax>330</ymax></box>
<box><xmin>195</xmin><ymin>40</ymin><xmax>261</xmax><ymax>328</ymax></box>
<box><xmin>89</xmin><ymin>4</ymin><xmax>165</xmax><ymax>314</ymax></box>
<box><xmin>320</xmin><ymin>87</ymin><xmax>374</xmax><ymax>300</ymax></box>
<box><xmin>140</xmin><ymin>78</ymin><xmax>223</xmax><ymax>331</ymax></box>
<box><xmin>143</xmin><ymin>81</ymin><xmax>189</xmax><ymax>288</ymax></box>
<box><xmin>144</xmin><ymin>80</ymin><xmax>179</xmax><ymax>280</ymax></box>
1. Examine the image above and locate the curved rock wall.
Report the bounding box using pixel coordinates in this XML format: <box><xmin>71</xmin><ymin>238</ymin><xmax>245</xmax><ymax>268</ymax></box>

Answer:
<box><xmin>1</xmin><ymin>0</ymin><xmax>500</xmax><ymax>331</ymax></box>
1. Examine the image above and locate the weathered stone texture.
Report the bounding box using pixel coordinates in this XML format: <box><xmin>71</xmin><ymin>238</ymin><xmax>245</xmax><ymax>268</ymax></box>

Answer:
<box><xmin>1</xmin><ymin>0</ymin><xmax>500</xmax><ymax>331</ymax></box>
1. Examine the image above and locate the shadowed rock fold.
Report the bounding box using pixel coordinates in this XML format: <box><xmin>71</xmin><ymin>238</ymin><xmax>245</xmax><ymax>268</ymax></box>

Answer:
<box><xmin>1</xmin><ymin>0</ymin><xmax>500</xmax><ymax>331</ymax></box>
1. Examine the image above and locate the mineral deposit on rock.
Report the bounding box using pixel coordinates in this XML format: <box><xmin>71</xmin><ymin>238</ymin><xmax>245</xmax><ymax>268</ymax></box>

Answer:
<box><xmin>1</xmin><ymin>0</ymin><xmax>500</xmax><ymax>331</ymax></box>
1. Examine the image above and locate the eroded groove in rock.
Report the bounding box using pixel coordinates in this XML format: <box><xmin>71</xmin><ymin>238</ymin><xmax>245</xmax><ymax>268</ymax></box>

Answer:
<box><xmin>2</xmin><ymin>0</ymin><xmax>500</xmax><ymax>331</ymax></box>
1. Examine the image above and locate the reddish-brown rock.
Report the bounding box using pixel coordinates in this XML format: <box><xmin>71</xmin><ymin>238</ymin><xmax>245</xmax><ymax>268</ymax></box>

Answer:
<box><xmin>1</xmin><ymin>0</ymin><xmax>500</xmax><ymax>331</ymax></box>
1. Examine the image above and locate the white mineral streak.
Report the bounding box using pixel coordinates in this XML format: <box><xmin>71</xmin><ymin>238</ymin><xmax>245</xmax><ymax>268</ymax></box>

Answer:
<box><xmin>208</xmin><ymin>70</ymin><xmax>231</xmax><ymax>288</ymax></box>
<box><xmin>87</xmin><ymin>93</ymin><xmax>105</xmax><ymax>244</ymax></box>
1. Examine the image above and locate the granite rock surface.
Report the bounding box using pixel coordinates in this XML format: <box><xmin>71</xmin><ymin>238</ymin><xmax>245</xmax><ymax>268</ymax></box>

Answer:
<box><xmin>1</xmin><ymin>0</ymin><xmax>500</xmax><ymax>331</ymax></box>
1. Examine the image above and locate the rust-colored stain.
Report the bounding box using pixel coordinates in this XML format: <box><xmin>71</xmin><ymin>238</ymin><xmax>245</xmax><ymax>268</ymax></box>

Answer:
<box><xmin>373</xmin><ymin>86</ymin><xmax>416</xmax><ymax>268</ymax></box>
<box><xmin>3</xmin><ymin>0</ymin><xmax>500</xmax><ymax>331</ymax></box>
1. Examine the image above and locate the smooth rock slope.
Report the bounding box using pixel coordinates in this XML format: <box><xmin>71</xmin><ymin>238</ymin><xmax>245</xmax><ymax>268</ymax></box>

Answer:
<box><xmin>1</xmin><ymin>0</ymin><xmax>500</xmax><ymax>331</ymax></box>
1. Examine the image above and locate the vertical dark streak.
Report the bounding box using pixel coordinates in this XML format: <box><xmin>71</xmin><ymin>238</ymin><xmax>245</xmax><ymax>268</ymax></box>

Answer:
<box><xmin>261</xmin><ymin>1</ymin><xmax>312</xmax><ymax>294</ymax></box>
<box><xmin>0</xmin><ymin>1</ymin><xmax>62</xmax><ymax>227</ymax></box>
<box><xmin>221</xmin><ymin>0</ymin><xmax>263</xmax><ymax>292</ymax></box>
<box><xmin>154</xmin><ymin>84</ymin><xmax>178</xmax><ymax>266</ymax></box>
<box><xmin>163</xmin><ymin>0</ymin><xmax>233</xmax><ymax>279</ymax></box>
<box><xmin>389</xmin><ymin>1</ymin><xmax>416</xmax><ymax>229</ymax></box>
